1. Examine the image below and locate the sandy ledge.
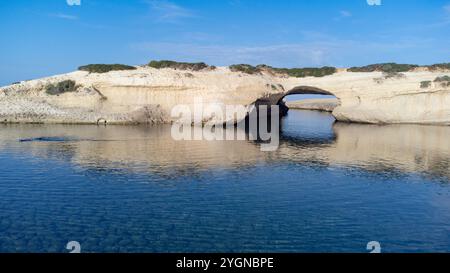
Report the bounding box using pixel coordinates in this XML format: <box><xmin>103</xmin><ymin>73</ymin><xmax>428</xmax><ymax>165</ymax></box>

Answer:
<box><xmin>286</xmin><ymin>98</ymin><xmax>339</xmax><ymax>112</ymax></box>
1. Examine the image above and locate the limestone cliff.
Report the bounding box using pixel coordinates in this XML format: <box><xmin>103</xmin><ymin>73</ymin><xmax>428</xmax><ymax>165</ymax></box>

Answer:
<box><xmin>0</xmin><ymin>66</ymin><xmax>449</xmax><ymax>125</ymax></box>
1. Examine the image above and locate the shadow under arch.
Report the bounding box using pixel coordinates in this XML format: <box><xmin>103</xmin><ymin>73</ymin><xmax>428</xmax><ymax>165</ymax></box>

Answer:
<box><xmin>276</xmin><ymin>86</ymin><xmax>338</xmax><ymax>105</ymax></box>
<box><xmin>286</xmin><ymin>85</ymin><xmax>335</xmax><ymax>96</ymax></box>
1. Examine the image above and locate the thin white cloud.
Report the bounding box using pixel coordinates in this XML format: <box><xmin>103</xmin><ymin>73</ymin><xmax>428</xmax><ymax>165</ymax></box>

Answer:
<box><xmin>445</xmin><ymin>4</ymin><xmax>450</xmax><ymax>14</ymax></box>
<box><xmin>147</xmin><ymin>0</ymin><xmax>195</xmax><ymax>22</ymax></box>
<box><xmin>229</xmin><ymin>0</ymin><xmax>242</xmax><ymax>6</ymax></box>
<box><xmin>130</xmin><ymin>36</ymin><xmax>437</xmax><ymax>68</ymax></box>
<box><xmin>131</xmin><ymin>42</ymin><xmax>329</xmax><ymax>66</ymax></box>
<box><xmin>50</xmin><ymin>13</ymin><xmax>78</xmax><ymax>20</ymax></box>
<box><xmin>340</xmin><ymin>10</ymin><xmax>352</xmax><ymax>17</ymax></box>
<box><xmin>367</xmin><ymin>0</ymin><xmax>382</xmax><ymax>6</ymax></box>
<box><xmin>334</xmin><ymin>10</ymin><xmax>352</xmax><ymax>21</ymax></box>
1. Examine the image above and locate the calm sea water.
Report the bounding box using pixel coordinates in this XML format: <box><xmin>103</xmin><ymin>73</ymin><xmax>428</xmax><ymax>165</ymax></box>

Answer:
<box><xmin>0</xmin><ymin>110</ymin><xmax>449</xmax><ymax>253</ymax></box>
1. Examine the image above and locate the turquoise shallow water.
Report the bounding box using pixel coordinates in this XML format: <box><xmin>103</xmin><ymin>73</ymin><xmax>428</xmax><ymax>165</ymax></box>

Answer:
<box><xmin>0</xmin><ymin>110</ymin><xmax>449</xmax><ymax>253</ymax></box>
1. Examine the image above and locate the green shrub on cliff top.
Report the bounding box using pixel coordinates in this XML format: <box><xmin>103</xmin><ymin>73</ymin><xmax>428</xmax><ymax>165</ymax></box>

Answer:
<box><xmin>273</xmin><ymin>67</ymin><xmax>337</xmax><ymax>78</ymax></box>
<box><xmin>229</xmin><ymin>64</ymin><xmax>261</xmax><ymax>74</ymax></box>
<box><xmin>383</xmin><ymin>71</ymin><xmax>406</xmax><ymax>79</ymax></box>
<box><xmin>426</xmin><ymin>63</ymin><xmax>450</xmax><ymax>71</ymax></box>
<box><xmin>229</xmin><ymin>64</ymin><xmax>337</xmax><ymax>77</ymax></box>
<box><xmin>420</xmin><ymin>81</ymin><xmax>432</xmax><ymax>88</ymax></box>
<box><xmin>349</xmin><ymin>62</ymin><xmax>450</xmax><ymax>72</ymax></box>
<box><xmin>78</xmin><ymin>64</ymin><xmax>137</xmax><ymax>73</ymax></box>
<box><xmin>148</xmin><ymin>60</ymin><xmax>213</xmax><ymax>71</ymax></box>
<box><xmin>348</xmin><ymin>63</ymin><xmax>418</xmax><ymax>73</ymax></box>
<box><xmin>46</xmin><ymin>80</ymin><xmax>78</xmax><ymax>95</ymax></box>
<box><xmin>434</xmin><ymin>75</ymin><xmax>450</xmax><ymax>82</ymax></box>
<box><xmin>433</xmin><ymin>76</ymin><xmax>450</xmax><ymax>87</ymax></box>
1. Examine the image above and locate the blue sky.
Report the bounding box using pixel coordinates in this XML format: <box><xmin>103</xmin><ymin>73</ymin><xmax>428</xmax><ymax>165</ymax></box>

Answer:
<box><xmin>1</xmin><ymin>0</ymin><xmax>449</xmax><ymax>85</ymax></box>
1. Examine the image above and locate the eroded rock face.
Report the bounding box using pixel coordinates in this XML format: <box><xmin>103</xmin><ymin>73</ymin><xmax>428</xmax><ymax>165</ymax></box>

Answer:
<box><xmin>0</xmin><ymin>67</ymin><xmax>449</xmax><ymax>125</ymax></box>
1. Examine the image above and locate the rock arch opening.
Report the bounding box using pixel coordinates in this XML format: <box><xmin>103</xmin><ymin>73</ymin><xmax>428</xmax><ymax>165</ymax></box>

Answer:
<box><xmin>278</xmin><ymin>86</ymin><xmax>340</xmax><ymax>114</ymax></box>
<box><xmin>245</xmin><ymin>86</ymin><xmax>340</xmax><ymax>124</ymax></box>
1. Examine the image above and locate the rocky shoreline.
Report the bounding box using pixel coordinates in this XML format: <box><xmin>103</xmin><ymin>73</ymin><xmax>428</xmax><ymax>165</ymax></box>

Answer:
<box><xmin>1</xmin><ymin>64</ymin><xmax>449</xmax><ymax>125</ymax></box>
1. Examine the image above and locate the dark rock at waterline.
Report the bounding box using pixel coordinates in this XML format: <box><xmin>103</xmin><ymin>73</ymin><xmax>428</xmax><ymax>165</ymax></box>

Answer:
<box><xmin>19</xmin><ymin>137</ymin><xmax>72</xmax><ymax>143</ymax></box>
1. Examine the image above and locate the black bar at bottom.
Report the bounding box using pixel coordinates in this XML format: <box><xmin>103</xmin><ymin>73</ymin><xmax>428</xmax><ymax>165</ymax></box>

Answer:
<box><xmin>0</xmin><ymin>253</ymin><xmax>448</xmax><ymax>271</ymax></box>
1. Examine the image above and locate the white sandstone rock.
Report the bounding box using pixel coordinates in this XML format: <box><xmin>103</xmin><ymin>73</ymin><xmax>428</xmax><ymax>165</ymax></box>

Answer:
<box><xmin>0</xmin><ymin>67</ymin><xmax>449</xmax><ymax>125</ymax></box>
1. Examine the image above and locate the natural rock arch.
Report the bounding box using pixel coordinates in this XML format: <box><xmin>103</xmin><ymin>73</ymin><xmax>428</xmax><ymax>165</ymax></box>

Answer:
<box><xmin>255</xmin><ymin>85</ymin><xmax>338</xmax><ymax>106</ymax></box>
<box><xmin>276</xmin><ymin>86</ymin><xmax>337</xmax><ymax>105</ymax></box>
<box><xmin>97</xmin><ymin>118</ymin><xmax>107</xmax><ymax>125</ymax></box>
<box><xmin>249</xmin><ymin>86</ymin><xmax>339</xmax><ymax>118</ymax></box>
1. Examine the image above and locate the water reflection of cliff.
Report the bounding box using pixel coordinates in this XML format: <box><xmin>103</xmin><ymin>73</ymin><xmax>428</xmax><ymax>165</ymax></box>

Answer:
<box><xmin>278</xmin><ymin>122</ymin><xmax>450</xmax><ymax>179</ymax></box>
<box><xmin>1</xmin><ymin>111</ymin><xmax>449</xmax><ymax>180</ymax></box>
